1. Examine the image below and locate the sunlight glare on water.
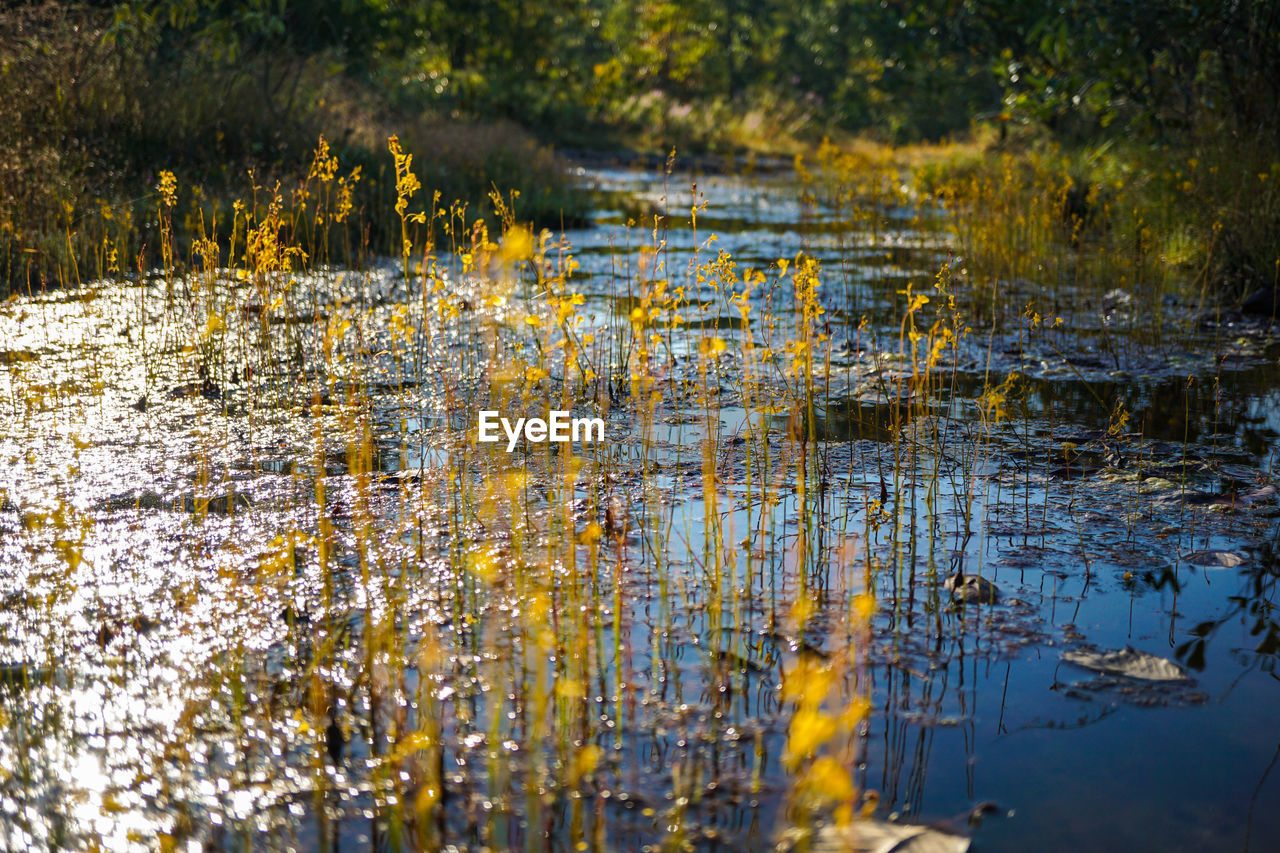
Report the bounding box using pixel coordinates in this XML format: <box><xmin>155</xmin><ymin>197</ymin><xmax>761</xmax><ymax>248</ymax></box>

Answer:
<box><xmin>0</xmin><ymin>163</ymin><xmax>1278</xmax><ymax>852</ymax></box>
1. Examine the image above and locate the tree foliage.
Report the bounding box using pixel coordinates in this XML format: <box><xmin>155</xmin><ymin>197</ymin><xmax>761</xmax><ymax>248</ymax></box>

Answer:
<box><xmin>93</xmin><ymin>0</ymin><xmax>1276</xmax><ymax>145</ymax></box>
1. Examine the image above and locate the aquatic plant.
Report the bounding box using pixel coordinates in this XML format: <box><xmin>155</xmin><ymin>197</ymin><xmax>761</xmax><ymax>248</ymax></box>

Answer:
<box><xmin>3</xmin><ymin>129</ymin><xmax>1280</xmax><ymax>853</ymax></box>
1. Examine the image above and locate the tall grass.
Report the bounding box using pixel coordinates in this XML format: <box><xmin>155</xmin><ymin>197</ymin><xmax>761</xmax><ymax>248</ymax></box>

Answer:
<box><xmin>917</xmin><ymin>132</ymin><xmax>1280</xmax><ymax>328</ymax></box>
<box><xmin>2</xmin><ymin>101</ymin><xmax>1270</xmax><ymax>850</ymax></box>
<box><xmin>0</xmin><ymin>133</ymin><xmax>893</xmax><ymax>852</ymax></box>
<box><xmin>0</xmin><ymin>3</ymin><xmax>584</xmax><ymax>297</ymax></box>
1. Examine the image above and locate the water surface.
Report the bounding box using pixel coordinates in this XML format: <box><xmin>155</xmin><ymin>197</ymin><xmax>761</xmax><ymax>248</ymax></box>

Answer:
<box><xmin>1</xmin><ymin>162</ymin><xmax>1277</xmax><ymax>851</ymax></box>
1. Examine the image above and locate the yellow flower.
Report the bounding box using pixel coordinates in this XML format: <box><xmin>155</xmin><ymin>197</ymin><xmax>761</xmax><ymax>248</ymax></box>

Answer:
<box><xmin>803</xmin><ymin>757</ymin><xmax>855</xmax><ymax>802</ymax></box>
<box><xmin>158</xmin><ymin>171</ymin><xmax>178</xmax><ymax>208</ymax></box>
<box><xmin>785</xmin><ymin>708</ymin><xmax>836</xmax><ymax>768</ymax></box>
<box><xmin>500</xmin><ymin>226</ymin><xmax>535</xmax><ymax>262</ymax></box>
<box><xmin>698</xmin><ymin>336</ymin><xmax>727</xmax><ymax>356</ymax></box>
<box><xmin>572</xmin><ymin>744</ymin><xmax>601</xmax><ymax>780</ymax></box>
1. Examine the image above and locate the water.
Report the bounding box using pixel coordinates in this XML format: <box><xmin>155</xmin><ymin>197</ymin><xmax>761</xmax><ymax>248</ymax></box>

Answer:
<box><xmin>0</xmin><ymin>162</ymin><xmax>1278</xmax><ymax>851</ymax></box>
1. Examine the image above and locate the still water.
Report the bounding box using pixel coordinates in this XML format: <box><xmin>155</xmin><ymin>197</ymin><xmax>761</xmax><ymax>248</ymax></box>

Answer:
<box><xmin>0</xmin><ymin>162</ymin><xmax>1277</xmax><ymax>851</ymax></box>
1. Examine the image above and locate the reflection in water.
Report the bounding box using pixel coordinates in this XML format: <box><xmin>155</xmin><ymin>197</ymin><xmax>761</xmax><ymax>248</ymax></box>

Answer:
<box><xmin>0</xmin><ymin>165</ymin><xmax>1278</xmax><ymax>851</ymax></box>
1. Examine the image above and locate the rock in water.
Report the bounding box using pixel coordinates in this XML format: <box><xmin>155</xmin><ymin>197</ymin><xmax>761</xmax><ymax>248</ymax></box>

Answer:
<box><xmin>1182</xmin><ymin>550</ymin><xmax>1246</xmax><ymax>568</ymax></box>
<box><xmin>1062</xmin><ymin>646</ymin><xmax>1189</xmax><ymax>682</ymax></box>
<box><xmin>813</xmin><ymin>819</ymin><xmax>970</xmax><ymax>853</ymax></box>
<box><xmin>945</xmin><ymin>571</ymin><xmax>1000</xmax><ymax>605</ymax></box>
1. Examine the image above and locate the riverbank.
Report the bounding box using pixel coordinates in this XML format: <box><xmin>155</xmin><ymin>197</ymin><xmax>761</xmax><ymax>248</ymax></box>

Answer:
<box><xmin>0</xmin><ymin>4</ymin><xmax>587</xmax><ymax>295</ymax></box>
<box><xmin>2</xmin><ymin>4</ymin><xmax>1274</xmax><ymax>310</ymax></box>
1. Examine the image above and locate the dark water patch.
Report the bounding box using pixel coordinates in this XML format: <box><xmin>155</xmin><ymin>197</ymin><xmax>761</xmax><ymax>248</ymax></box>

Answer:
<box><xmin>94</xmin><ymin>490</ymin><xmax>253</xmax><ymax>515</ymax></box>
<box><xmin>774</xmin><ymin>396</ymin><xmax>936</xmax><ymax>444</ymax></box>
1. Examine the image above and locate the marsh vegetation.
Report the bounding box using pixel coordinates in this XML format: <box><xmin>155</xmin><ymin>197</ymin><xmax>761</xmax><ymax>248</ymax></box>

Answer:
<box><xmin>0</xmin><ymin>135</ymin><xmax>1277</xmax><ymax>852</ymax></box>
<box><xmin>2</xmin><ymin>2</ymin><xmax>1279</xmax><ymax>852</ymax></box>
